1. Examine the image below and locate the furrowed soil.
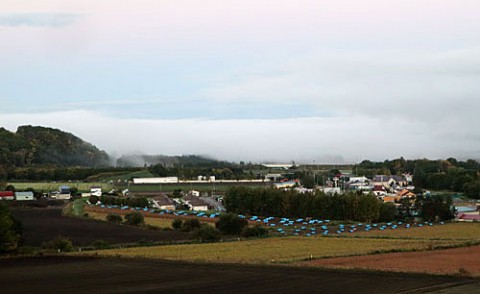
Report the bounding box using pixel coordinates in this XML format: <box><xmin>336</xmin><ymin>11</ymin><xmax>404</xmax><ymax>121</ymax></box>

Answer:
<box><xmin>11</xmin><ymin>208</ymin><xmax>189</xmax><ymax>247</ymax></box>
<box><xmin>302</xmin><ymin>245</ymin><xmax>480</xmax><ymax>277</ymax></box>
<box><xmin>0</xmin><ymin>256</ymin><xmax>477</xmax><ymax>294</ymax></box>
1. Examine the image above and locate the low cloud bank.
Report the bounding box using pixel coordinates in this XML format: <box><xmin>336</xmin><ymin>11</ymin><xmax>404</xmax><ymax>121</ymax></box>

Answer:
<box><xmin>2</xmin><ymin>110</ymin><xmax>479</xmax><ymax>163</ymax></box>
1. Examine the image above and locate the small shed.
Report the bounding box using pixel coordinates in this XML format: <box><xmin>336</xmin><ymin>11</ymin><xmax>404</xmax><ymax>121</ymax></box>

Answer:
<box><xmin>15</xmin><ymin>191</ymin><xmax>35</xmax><ymax>201</ymax></box>
<box><xmin>0</xmin><ymin>191</ymin><xmax>15</xmax><ymax>200</ymax></box>
<box><xmin>59</xmin><ymin>186</ymin><xmax>71</xmax><ymax>194</ymax></box>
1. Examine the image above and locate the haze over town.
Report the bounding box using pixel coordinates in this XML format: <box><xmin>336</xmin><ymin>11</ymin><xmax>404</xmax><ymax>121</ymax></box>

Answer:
<box><xmin>1</xmin><ymin>0</ymin><xmax>479</xmax><ymax>163</ymax></box>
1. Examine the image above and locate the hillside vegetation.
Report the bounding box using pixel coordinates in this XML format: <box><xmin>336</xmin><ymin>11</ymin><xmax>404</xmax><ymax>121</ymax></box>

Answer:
<box><xmin>0</xmin><ymin>126</ymin><xmax>110</xmax><ymax>167</ymax></box>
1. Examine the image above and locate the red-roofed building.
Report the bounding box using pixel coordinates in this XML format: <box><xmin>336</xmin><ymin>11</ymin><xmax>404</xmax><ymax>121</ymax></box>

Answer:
<box><xmin>0</xmin><ymin>191</ymin><xmax>15</xmax><ymax>200</ymax></box>
<box><xmin>457</xmin><ymin>212</ymin><xmax>480</xmax><ymax>222</ymax></box>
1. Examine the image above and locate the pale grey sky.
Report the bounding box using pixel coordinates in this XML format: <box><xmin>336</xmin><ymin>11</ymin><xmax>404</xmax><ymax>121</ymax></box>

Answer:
<box><xmin>1</xmin><ymin>1</ymin><xmax>479</xmax><ymax>162</ymax></box>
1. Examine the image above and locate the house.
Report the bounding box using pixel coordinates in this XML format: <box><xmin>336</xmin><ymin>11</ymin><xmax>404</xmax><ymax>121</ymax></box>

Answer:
<box><xmin>15</xmin><ymin>191</ymin><xmax>34</xmax><ymax>201</ymax></box>
<box><xmin>0</xmin><ymin>191</ymin><xmax>15</xmax><ymax>200</ymax></box>
<box><xmin>56</xmin><ymin>193</ymin><xmax>71</xmax><ymax>200</ymax></box>
<box><xmin>373</xmin><ymin>175</ymin><xmax>409</xmax><ymax>192</ymax></box>
<box><xmin>59</xmin><ymin>186</ymin><xmax>71</xmax><ymax>194</ymax></box>
<box><xmin>373</xmin><ymin>185</ymin><xmax>387</xmax><ymax>197</ymax></box>
<box><xmin>457</xmin><ymin>212</ymin><xmax>480</xmax><ymax>222</ymax></box>
<box><xmin>189</xmin><ymin>190</ymin><xmax>200</xmax><ymax>197</ymax></box>
<box><xmin>151</xmin><ymin>194</ymin><xmax>176</xmax><ymax>211</ymax></box>
<box><xmin>321</xmin><ymin>187</ymin><xmax>342</xmax><ymax>195</ymax></box>
<box><xmin>397</xmin><ymin>189</ymin><xmax>416</xmax><ymax>199</ymax></box>
<box><xmin>54</xmin><ymin>185</ymin><xmax>71</xmax><ymax>200</ymax></box>
<box><xmin>274</xmin><ymin>180</ymin><xmax>297</xmax><ymax>189</ymax></box>
<box><xmin>90</xmin><ymin>187</ymin><xmax>102</xmax><ymax>197</ymax></box>
<box><xmin>383</xmin><ymin>196</ymin><xmax>397</xmax><ymax>203</ymax></box>
<box><xmin>184</xmin><ymin>195</ymin><xmax>209</xmax><ymax>211</ymax></box>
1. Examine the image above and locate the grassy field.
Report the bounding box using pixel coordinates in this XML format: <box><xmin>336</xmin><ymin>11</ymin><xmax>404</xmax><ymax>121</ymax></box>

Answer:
<box><xmin>87</xmin><ymin>211</ymin><xmax>175</xmax><ymax>228</ymax></box>
<box><xmin>129</xmin><ymin>182</ymin><xmax>270</xmax><ymax>193</ymax></box>
<box><xmin>8</xmin><ymin>182</ymin><xmax>113</xmax><ymax>192</ymax></box>
<box><xmin>86</xmin><ymin>210</ymin><xmax>217</xmax><ymax>229</ymax></box>
<box><xmin>83</xmin><ymin>236</ymin><xmax>467</xmax><ymax>264</ymax></box>
<box><xmin>353</xmin><ymin>223</ymin><xmax>480</xmax><ymax>240</ymax></box>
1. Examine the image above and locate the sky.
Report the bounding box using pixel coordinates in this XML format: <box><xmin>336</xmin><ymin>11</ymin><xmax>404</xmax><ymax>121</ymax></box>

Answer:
<box><xmin>1</xmin><ymin>0</ymin><xmax>479</xmax><ymax>163</ymax></box>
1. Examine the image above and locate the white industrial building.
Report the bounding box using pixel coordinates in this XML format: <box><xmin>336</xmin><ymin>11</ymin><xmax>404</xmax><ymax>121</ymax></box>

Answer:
<box><xmin>133</xmin><ymin>177</ymin><xmax>179</xmax><ymax>184</ymax></box>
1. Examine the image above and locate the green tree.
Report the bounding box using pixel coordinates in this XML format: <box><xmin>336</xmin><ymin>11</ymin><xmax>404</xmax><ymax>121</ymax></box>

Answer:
<box><xmin>181</xmin><ymin>218</ymin><xmax>201</xmax><ymax>232</ymax></box>
<box><xmin>215</xmin><ymin>213</ymin><xmax>248</xmax><ymax>235</ymax></box>
<box><xmin>47</xmin><ymin>236</ymin><xmax>74</xmax><ymax>252</ymax></box>
<box><xmin>172</xmin><ymin>218</ymin><xmax>183</xmax><ymax>230</ymax></box>
<box><xmin>0</xmin><ymin>204</ymin><xmax>22</xmax><ymax>252</ymax></box>
<box><xmin>379</xmin><ymin>203</ymin><xmax>397</xmax><ymax>222</ymax></box>
<box><xmin>88</xmin><ymin>195</ymin><xmax>99</xmax><ymax>205</ymax></box>
<box><xmin>124</xmin><ymin>212</ymin><xmax>145</xmax><ymax>226</ymax></box>
<box><xmin>301</xmin><ymin>175</ymin><xmax>315</xmax><ymax>189</ymax></box>
<box><xmin>191</xmin><ymin>225</ymin><xmax>221</xmax><ymax>242</ymax></box>
<box><xmin>241</xmin><ymin>224</ymin><xmax>268</xmax><ymax>238</ymax></box>
<box><xmin>417</xmin><ymin>195</ymin><xmax>455</xmax><ymax>222</ymax></box>
<box><xmin>106</xmin><ymin>213</ymin><xmax>123</xmax><ymax>223</ymax></box>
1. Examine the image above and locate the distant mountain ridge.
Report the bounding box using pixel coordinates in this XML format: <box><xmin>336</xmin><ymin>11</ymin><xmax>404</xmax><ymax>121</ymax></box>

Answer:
<box><xmin>0</xmin><ymin>125</ymin><xmax>110</xmax><ymax>167</ymax></box>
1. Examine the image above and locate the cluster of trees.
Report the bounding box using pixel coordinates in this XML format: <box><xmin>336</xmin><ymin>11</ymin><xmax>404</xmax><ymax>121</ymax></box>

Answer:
<box><xmin>416</xmin><ymin>194</ymin><xmax>455</xmax><ymax>222</ymax></box>
<box><xmin>89</xmin><ymin>195</ymin><xmax>149</xmax><ymax>208</ymax></box>
<box><xmin>225</xmin><ymin>187</ymin><xmax>393</xmax><ymax>222</ymax></box>
<box><xmin>225</xmin><ymin>187</ymin><xmax>455</xmax><ymax>222</ymax></box>
<box><xmin>355</xmin><ymin>158</ymin><xmax>480</xmax><ymax>199</ymax></box>
<box><xmin>171</xmin><ymin>213</ymin><xmax>268</xmax><ymax>242</ymax></box>
<box><xmin>107</xmin><ymin>212</ymin><xmax>145</xmax><ymax>226</ymax></box>
<box><xmin>214</xmin><ymin>213</ymin><xmax>268</xmax><ymax>238</ymax></box>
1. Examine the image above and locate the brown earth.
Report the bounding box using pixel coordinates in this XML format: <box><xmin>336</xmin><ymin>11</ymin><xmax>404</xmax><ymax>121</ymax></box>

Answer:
<box><xmin>11</xmin><ymin>208</ymin><xmax>189</xmax><ymax>247</ymax></box>
<box><xmin>302</xmin><ymin>246</ymin><xmax>480</xmax><ymax>277</ymax></box>
<box><xmin>0</xmin><ymin>256</ymin><xmax>477</xmax><ymax>294</ymax></box>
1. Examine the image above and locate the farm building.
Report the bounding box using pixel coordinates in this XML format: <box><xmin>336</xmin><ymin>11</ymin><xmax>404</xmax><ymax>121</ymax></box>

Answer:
<box><xmin>90</xmin><ymin>186</ymin><xmax>102</xmax><ymax>197</ymax></box>
<box><xmin>151</xmin><ymin>195</ymin><xmax>176</xmax><ymax>211</ymax></box>
<box><xmin>274</xmin><ymin>181</ymin><xmax>297</xmax><ymax>189</ymax></box>
<box><xmin>0</xmin><ymin>191</ymin><xmax>15</xmax><ymax>200</ymax></box>
<box><xmin>189</xmin><ymin>190</ymin><xmax>200</xmax><ymax>197</ymax></box>
<box><xmin>184</xmin><ymin>195</ymin><xmax>209</xmax><ymax>211</ymax></box>
<box><xmin>457</xmin><ymin>212</ymin><xmax>480</xmax><ymax>222</ymax></box>
<box><xmin>59</xmin><ymin>186</ymin><xmax>71</xmax><ymax>194</ymax></box>
<box><xmin>133</xmin><ymin>177</ymin><xmax>178</xmax><ymax>184</ymax></box>
<box><xmin>15</xmin><ymin>191</ymin><xmax>34</xmax><ymax>201</ymax></box>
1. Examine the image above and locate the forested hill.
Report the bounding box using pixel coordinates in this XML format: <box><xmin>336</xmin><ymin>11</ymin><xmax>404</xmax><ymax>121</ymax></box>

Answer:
<box><xmin>0</xmin><ymin>126</ymin><xmax>110</xmax><ymax>167</ymax></box>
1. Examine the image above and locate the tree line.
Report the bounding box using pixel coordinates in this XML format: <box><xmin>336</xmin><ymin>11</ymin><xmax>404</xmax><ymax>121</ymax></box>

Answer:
<box><xmin>224</xmin><ymin>187</ymin><xmax>455</xmax><ymax>222</ymax></box>
<box><xmin>225</xmin><ymin>187</ymin><xmax>395</xmax><ymax>222</ymax></box>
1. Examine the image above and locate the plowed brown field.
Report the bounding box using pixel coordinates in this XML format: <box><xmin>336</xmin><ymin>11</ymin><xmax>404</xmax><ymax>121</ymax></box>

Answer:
<box><xmin>303</xmin><ymin>245</ymin><xmax>480</xmax><ymax>277</ymax></box>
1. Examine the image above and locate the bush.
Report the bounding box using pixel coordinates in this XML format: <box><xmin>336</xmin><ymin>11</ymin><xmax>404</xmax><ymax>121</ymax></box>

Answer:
<box><xmin>241</xmin><ymin>225</ymin><xmax>269</xmax><ymax>238</ymax></box>
<box><xmin>124</xmin><ymin>212</ymin><xmax>145</xmax><ymax>226</ymax></box>
<box><xmin>106</xmin><ymin>213</ymin><xmax>123</xmax><ymax>223</ymax></box>
<box><xmin>47</xmin><ymin>236</ymin><xmax>74</xmax><ymax>252</ymax></box>
<box><xmin>172</xmin><ymin>218</ymin><xmax>183</xmax><ymax>230</ymax></box>
<box><xmin>182</xmin><ymin>218</ymin><xmax>201</xmax><ymax>232</ymax></box>
<box><xmin>92</xmin><ymin>240</ymin><xmax>109</xmax><ymax>250</ymax></box>
<box><xmin>215</xmin><ymin>213</ymin><xmax>248</xmax><ymax>235</ymax></box>
<box><xmin>191</xmin><ymin>225</ymin><xmax>221</xmax><ymax>242</ymax></box>
<box><xmin>88</xmin><ymin>195</ymin><xmax>99</xmax><ymax>205</ymax></box>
